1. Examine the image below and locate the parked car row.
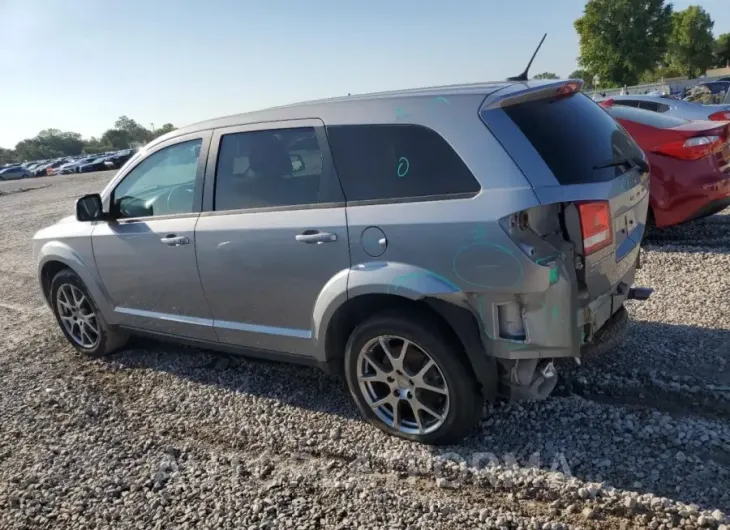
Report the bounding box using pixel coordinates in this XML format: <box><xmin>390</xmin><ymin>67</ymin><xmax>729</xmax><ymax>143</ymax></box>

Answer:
<box><xmin>0</xmin><ymin>165</ymin><xmax>31</xmax><ymax>180</ymax></box>
<box><xmin>593</xmin><ymin>92</ymin><xmax>730</xmax><ymax>228</ymax></box>
<box><xmin>599</xmin><ymin>103</ymin><xmax>730</xmax><ymax>227</ymax></box>
<box><xmin>0</xmin><ymin>148</ymin><xmax>138</xmax><ymax>180</ymax></box>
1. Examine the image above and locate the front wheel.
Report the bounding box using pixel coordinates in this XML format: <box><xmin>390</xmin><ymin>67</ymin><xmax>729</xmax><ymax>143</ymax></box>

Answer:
<box><xmin>344</xmin><ymin>310</ymin><xmax>483</xmax><ymax>445</ymax></box>
<box><xmin>50</xmin><ymin>269</ymin><xmax>128</xmax><ymax>357</ymax></box>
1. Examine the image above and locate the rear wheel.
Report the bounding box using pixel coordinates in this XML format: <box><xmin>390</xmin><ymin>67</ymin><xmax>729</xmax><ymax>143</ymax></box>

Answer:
<box><xmin>344</xmin><ymin>311</ymin><xmax>483</xmax><ymax>445</ymax></box>
<box><xmin>50</xmin><ymin>269</ymin><xmax>127</xmax><ymax>357</ymax></box>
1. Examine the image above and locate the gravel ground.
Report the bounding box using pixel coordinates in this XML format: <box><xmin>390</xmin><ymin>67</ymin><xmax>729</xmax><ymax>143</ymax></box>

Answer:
<box><xmin>1</xmin><ymin>171</ymin><xmax>729</xmax><ymax>530</ymax></box>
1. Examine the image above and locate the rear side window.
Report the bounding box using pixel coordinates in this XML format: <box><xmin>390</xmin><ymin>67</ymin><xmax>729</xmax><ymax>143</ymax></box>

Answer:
<box><xmin>503</xmin><ymin>93</ymin><xmax>643</xmax><ymax>185</ymax></box>
<box><xmin>606</xmin><ymin>105</ymin><xmax>687</xmax><ymax>129</ymax></box>
<box><xmin>214</xmin><ymin>127</ymin><xmax>323</xmax><ymax>211</ymax></box>
<box><xmin>326</xmin><ymin>124</ymin><xmax>480</xmax><ymax>202</ymax></box>
<box><xmin>614</xmin><ymin>100</ymin><xmax>641</xmax><ymax>108</ymax></box>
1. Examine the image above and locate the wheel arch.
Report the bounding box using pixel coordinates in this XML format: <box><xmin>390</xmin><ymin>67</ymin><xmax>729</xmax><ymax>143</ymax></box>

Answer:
<box><xmin>40</xmin><ymin>260</ymin><xmax>71</xmax><ymax>302</ymax></box>
<box><xmin>36</xmin><ymin>243</ymin><xmax>116</xmax><ymax>321</ymax></box>
<box><xmin>323</xmin><ymin>293</ymin><xmax>498</xmax><ymax>400</ymax></box>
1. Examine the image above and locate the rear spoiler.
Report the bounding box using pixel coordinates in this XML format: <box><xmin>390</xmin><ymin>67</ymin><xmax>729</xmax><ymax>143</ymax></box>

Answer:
<box><xmin>481</xmin><ymin>80</ymin><xmax>584</xmax><ymax>111</ymax></box>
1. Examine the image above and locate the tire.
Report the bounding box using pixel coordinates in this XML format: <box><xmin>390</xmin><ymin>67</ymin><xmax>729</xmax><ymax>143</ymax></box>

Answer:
<box><xmin>344</xmin><ymin>310</ymin><xmax>483</xmax><ymax>445</ymax></box>
<box><xmin>50</xmin><ymin>269</ymin><xmax>128</xmax><ymax>357</ymax></box>
<box><xmin>580</xmin><ymin>306</ymin><xmax>629</xmax><ymax>357</ymax></box>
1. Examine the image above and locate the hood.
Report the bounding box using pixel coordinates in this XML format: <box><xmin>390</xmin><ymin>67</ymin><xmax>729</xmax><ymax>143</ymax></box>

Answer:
<box><xmin>57</xmin><ymin>215</ymin><xmax>76</xmax><ymax>224</ymax></box>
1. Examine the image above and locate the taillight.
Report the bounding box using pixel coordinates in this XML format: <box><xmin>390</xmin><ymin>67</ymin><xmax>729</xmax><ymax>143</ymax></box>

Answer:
<box><xmin>651</xmin><ymin>136</ymin><xmax>724</xmax><ymax>161</ymax></box>
<box><xmin>598</xmin><ymin>98</ymin><xmax>614</xmax><ymax>108</ymax></box>
<box><xmin>708</xmin><ymin>111</ymin><xmax>730</xmax><ymax>121</ymax></box>
<box><xmin>577</xmin><ymin>201</ymin><xmax>613</xmax><ymax>256</ymax></box>
<box><xmin>558</xmin><ymin>82</ymin><xmax>581</xmax><ymax>96</ymax></box>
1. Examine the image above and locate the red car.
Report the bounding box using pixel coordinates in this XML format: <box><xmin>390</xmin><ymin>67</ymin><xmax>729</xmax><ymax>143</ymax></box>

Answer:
<box><xmin>600</xmin><ymin>102</ymin><xmax>730</xmax><ymax>227</ymax></box>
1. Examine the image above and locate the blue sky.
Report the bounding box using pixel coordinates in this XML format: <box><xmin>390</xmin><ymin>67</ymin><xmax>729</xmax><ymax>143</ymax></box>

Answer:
<box><xmin>1</xmin><ymin>0</ymin><xmax>727</xmax><ymax>149</ymax></box>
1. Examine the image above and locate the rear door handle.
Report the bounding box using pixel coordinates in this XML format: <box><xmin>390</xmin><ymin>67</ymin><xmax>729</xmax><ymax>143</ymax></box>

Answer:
<box><xmin>295</xmin><ymin>231</ymin><xmax>337</xmax><ymax>244</ymax></box>
<box><xmin>160</xmin><ymin>234</ymin><xmax>190</xmax><ymax>246</ymax></box>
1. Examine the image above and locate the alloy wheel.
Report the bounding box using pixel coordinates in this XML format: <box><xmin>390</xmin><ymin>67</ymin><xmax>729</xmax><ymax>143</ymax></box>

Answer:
<box><xmin>357</xmin><ymin>335</ymin><xmax>450</xmax><ymax>435</ymax></box>
<box><xmin>56</xmin><ymin>284</ymin><xmax>100</xmax><ymax>349</ymax></box>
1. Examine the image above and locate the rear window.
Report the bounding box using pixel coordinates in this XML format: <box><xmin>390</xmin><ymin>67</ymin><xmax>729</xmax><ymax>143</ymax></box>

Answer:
<box><xmin>613</xmin><ymin>100</ymin><xmax>641</xmax><ymax>108</ymax></box>
<box><xmin>606</xmin><ymin>105</ymin><xmax>687</xmax><ymax>129</ymax></box>
<box><xmin>504</xmin><ymin>94</ymin><xmax>643</xmax><ymax>185</ymax></box>
<box><xmin>326</xmin><ymin>124</ymin><xmax>480</xmax><ymax>202</ymax></box>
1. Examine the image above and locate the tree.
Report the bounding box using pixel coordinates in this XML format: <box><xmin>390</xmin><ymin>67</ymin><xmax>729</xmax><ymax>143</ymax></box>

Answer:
<box><xmin>100</xmin><ymin>129</ymin><xmax>132</xmax><ymax>150</ymax></box>
<box><xmin>0</xmin><ymin>148</ymin><xmax>18</xmax><ymax>165</ymax></box>
<box><xmin>715</xmin><ymin>33</ymin><xmax>730</xmax><ymax>68</ymax></box>
<box><xmin>666</xmin><ymin>6</ymin><xmax>715</xmax><ymax>79</ymax></box>
<box><xmin>13</xmin><ymin>129</ymin><xmax>84</xmax><ymax>161</ymax></box>
<box><xmin>533</xmin><ymin>72</ymin><xmax>560</xmax><ymax>80</ymax></box>
<box><xmin>569</xmin><ymin>69</ymin><xmax>595</xmax><ymax>89</ymax></box>
<box><xmin>114</xmin><ymin>115</ymin><xmax>152</xmax><ymax>144</ymax></box>
<box><xmin>82</xmin><ymin>137</ymin><xmax>113</xmax><ymax>154</ymax></box>
<box><xmin>14</xmin><ymin>139</ymin><xmax>63</xmax><ymax>161</ymax></box>
<box><xmin>575</xmin><ymin>0</ymin><xmax>673</xmax><ymax>87</ymax></box>
<box><xmin>2</xmin><ymin>115</ymin><xmax>176</xmax><ymax>156</ymax></box>
<box><xmin>640</xmin><ymin>64</ymin><xmax>683</xmax><ymax>83</ymax></box>
<box><xmin>151</xmin><ymin>123</ymin><xmax>176</xmax><ymax>140</ymax></box>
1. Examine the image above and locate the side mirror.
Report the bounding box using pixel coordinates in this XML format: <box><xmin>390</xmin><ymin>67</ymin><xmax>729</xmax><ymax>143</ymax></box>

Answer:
<box><xmin>75</xmin><ymin>193</ymin><xmax>105</xmax><ymax>222</ymax></box>
<box><xmin>290</xmin><ymin>154</ymin><xmax>305</xmax><ymax>173</ymax></box>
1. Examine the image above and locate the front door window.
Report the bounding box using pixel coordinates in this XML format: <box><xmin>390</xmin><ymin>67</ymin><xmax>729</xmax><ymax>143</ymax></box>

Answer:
<box><xmin>112</xmin><ymin>139</ymin><xmax>202</xmax><ymax>218</ymax></box>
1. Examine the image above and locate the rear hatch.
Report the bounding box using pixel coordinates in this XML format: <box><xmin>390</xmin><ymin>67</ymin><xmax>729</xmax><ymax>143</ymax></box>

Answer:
<box><xmin>480</xmin><ymin>81</ymin><xmax>650</xmax><ymax>301</ymax></box>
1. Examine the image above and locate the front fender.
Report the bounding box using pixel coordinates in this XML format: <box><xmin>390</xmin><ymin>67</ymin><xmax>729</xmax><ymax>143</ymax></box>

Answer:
<box><xmin>36</xmin><ymin>241</ymin><xmax>116</xmax><ymax>322</ymax></box>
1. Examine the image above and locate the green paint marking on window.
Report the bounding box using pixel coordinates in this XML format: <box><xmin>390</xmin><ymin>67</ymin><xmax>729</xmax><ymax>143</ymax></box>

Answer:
<box><xmin>397</xmin><ymin>156</ymin><xmax>410</xmax><ymax>177</ymax></box>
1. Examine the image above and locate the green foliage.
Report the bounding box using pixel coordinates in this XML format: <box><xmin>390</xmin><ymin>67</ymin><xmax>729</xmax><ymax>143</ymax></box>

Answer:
<box><xmin>715</xmin><ymin>33</ymin><xmax>730</xmax><ymax>67</ymax></box>
<box><xmin>151</xmin><ymin>123</ymin><xmax>176</xmax><ymax>140</ymax></box>
<box><xmin>666</xmin><ymin>6</ymin><xmax>715</xmax><ymax>79</ymax></box>
<box><xmin>114</xmin><ymin>115</ymin><xmax>152</xmax><ymax>144</ymax></box>
<box><xmin>640</xmin><ymin>64</ymin><xmax>684</xmax><ymax>83</ymax></box>
<box><xmin>533</xmin><ymin>72</ymin><xmax>560</xmax><ymax>80</ymax></box>
<box><xmin>82</xmin><ymin>137</ymin><xmax>113</xmax><ymax>155</ymax></box>
<box><xmin>3</xmin><ymin>116</ymin><xmax>175</xmax><ymax>162</ymax></box>
<box><xmin>569</xmin><ymin>69</ymin><xmax>595</xmax><ymax>89</ymax></box>
<box><xmin>101</xmin><ymin>129</ymin><xmax>132</xmax><ymax>150</ymax></box>
<box><xmin>575</xmin><ymin>0</ymin><xmax>673</xmax><ymax>87</ymax></box>
<box><xmin>0</xmin><ymin>148</ymin><xmax>18</xmax><ymax>165</ymax></box>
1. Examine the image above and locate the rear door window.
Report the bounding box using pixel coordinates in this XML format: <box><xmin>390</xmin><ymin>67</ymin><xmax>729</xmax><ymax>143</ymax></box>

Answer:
<box><xmin>502</xmin><ymin>93</ymin><xmax>643</xmax><ymax>185</ymax></box>
<box><xmin>213</xmin><ymin>127</ymin><xmax>323</xmax><ymax>211</ymax></box>
<box><xmin>326</xmin><ymin>124</ymin><xmax>480</xmax><ymax>202</ymax></box>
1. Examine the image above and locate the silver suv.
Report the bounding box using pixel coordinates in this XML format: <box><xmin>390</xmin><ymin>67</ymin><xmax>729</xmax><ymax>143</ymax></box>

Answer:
<box><xmin>33</xmin><ymin>79</ymin><xmax>653</xmax><ymax>444</ymax></box>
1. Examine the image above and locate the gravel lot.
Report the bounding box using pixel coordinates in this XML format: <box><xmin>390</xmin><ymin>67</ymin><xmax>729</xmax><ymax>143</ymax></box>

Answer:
<box><xmin>1</xmin><ymin>171</ymin><xmax>729</xmax><ymax>530</ymax></box>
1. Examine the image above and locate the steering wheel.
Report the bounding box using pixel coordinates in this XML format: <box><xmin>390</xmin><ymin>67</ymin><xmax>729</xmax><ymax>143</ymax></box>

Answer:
<box><xmin>166</xmin><ymin>184</ymin><xmax>195</xmax><ymax>214</ymax></box>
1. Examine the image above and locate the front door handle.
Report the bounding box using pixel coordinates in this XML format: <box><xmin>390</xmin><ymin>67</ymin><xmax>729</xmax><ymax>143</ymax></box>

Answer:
<box><xmin>160</xmin><ymin>234</ymin><xmax>190</xmax><ymax>246</ymax></box>
<box><xmin>295</xmin><ymin>230</ymin><xmax>337</xmax><ymax>244</ymax></box>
